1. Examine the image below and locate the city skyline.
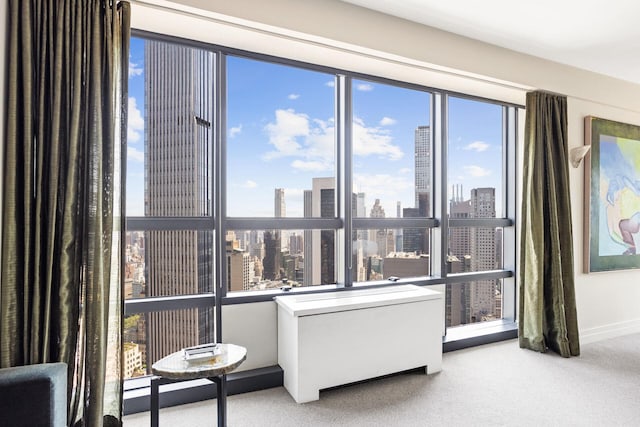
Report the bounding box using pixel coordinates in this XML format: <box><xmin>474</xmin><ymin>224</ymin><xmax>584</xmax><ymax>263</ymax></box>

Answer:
<box><xmin>127</xmin><ymin>38</ymin><xmax>504</xmax><ymax>219</ymax></box>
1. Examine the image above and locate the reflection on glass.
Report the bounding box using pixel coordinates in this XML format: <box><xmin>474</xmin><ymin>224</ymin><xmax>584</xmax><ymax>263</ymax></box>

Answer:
<box><xmin>446</xmin><ymin>279</ymin><xmax>503</xmax><ymax>328</ymax></box>
<box><xmin>352</xmin><ymin>79</ymin><xmax>431</xmax><ymax>218</ymax></box>
<box><xmin>226</xmin><ymin>229</ymin><xmax>336</xmax><ymax>291</ymax></box>
<box><xmin>353</xmin><ymin>228</ymin><xmax>431</xmax><ymax>282</ymax></box>
<box><xmin>124</xmin><ymin>230</ymin><xmax>213</xmax><ymax>299</ymax></box>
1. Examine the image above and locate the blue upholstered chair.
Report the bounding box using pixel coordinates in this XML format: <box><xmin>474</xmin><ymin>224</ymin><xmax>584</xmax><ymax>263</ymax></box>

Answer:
<box><xmin>0</xmin><ymin>362</ymin><xmax>67</xmax><ymax>427</ymax></box>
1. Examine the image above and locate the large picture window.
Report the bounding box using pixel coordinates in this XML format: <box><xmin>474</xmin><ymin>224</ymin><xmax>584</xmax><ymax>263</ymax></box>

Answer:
<box><xmin>351</xmin><ymin>78</ymin><xmax>433</xmax><ymax>283</ymax></box>
<box><xmin>123</xmin><ymin>33</ymin><xmax>519</xmax><ymax>389</ymax></box>
<box><xmin>445</xmin><ymin>95</ymin><xmax>512</xmax><ymax>328</ymax></box>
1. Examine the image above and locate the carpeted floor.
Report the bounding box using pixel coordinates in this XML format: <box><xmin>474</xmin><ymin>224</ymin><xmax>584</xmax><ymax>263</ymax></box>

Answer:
<box><xmin>124</xmin><ymin>333</ymin><xmax>640</xmax><ymax>426</ymax></box>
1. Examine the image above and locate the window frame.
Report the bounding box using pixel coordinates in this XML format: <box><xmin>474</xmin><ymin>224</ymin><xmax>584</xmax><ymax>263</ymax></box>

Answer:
<box><xmin>123</xmin><ymin>28</ymin><xmax>521</xmax><ymax>413</ymax></box>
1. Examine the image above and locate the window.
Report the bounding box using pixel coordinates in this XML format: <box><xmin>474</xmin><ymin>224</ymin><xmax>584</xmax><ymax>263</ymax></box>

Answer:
<box><xmin>123</xmin><ymin>32</ymin><xmax>519</xmax><ymax>402</ymax></box>
<box><xmin>124</xmin><ymin>38</ymin><xmax>216</xmax><ymax>380</ymax></box>
<box><xmin>226</xmin><ymin>56</ymin><xmax>336</xmax><ymax>218</ymax></box>
<box><xmin>351</xmin><ymin>79</ymin><xmax>433</xmax><ymax>283</ymax></box>
<box><xmin>225</xmin><ymin>56</ymin><xmax>339</xmax><ymax>290</ymax></box>
<box><xmin>445</xmin><ymin>95</ymin><xmax>515</xmax><ymax>329</ymax></box>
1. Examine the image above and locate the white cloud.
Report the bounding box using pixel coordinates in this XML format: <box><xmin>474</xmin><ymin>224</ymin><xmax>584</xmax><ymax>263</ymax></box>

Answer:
<box><xmin>242</xmin><ymin>180</ymin><xmax>258</xmax><ymax>189</ymax></box>
<box><xmin>356</xmin><ymin>83</ymin><xmax>374</xmax><ymax>92</ymax></box>
<box><xmin>304</xmin><ymin>118</ymin><xmax>335</xmax><ymax>167</ymax></box>
<box><xmin>379</xmin><ymin>117</ymin><xmax>397</xmax><ymax>126</ymax></box>
<box><xmin>465</xmin><ymin>141</ymin><xmax>490</xmax><ymax>152</ymax></box>
<box><xmin>264</xmin><ymin>109</ymin><xmax>309</xmax><ymax>159</ymax></box>
<box><xmin>325</xmin><ymin>81</ymin><xmax>335</xmax><ymax>88</ymax></box>
<box><xmin>288</xmin><ymin>93</ymin><xmax>300</xmax><ymax>100</ymax></box>
<box><xmin>352</xmin><ymin>118</ymin><xmax>403</xmax><ymax>160</ymax></box>
<box><xmin>127</xmin><ymin>97</ymin><xmax>144</xmax><ymax>144</ymax></box>
<box><xmin>290</xmin><ymin>160</ymin><xmax>328</xmax><ymax>172</ymax></box>
<box><xmin>229</xmin><ymin>125</ymin><xmax>242</xmax><ymax>138</ymax></box>
<box><xmin>262</xmin><ymin>110</ymin><xmax>403</xmax><ymax>173</ymax></box>
<box><xmin>262</xmin><ymin>110</ymin><xmax>334</xmax><ymax>173</ymax></box>
<box><xmin>128</xmin><ymin>147</ymin><xmax>144</xmax><ymax>163</ymax></box>
<box><xmin>464</xmin><ymin>165</ymin><xmax>491</xmax><ymax>177</ymax></box>
<box><xmin>129</xmin><ymin>61</ymin><xmax>143</xmax><ymax>77</ymax></box>
<box><xmin>398</xmin><ymin>167</ymin><xmax>412</xmax><ymax>174</ymax></box>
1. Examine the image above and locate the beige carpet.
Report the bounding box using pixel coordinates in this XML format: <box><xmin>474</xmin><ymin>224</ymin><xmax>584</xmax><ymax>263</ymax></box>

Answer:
<box><xmin>124</xmin><ymin>333</ymin><xmax>640</xmax><ymax>426</ymax></box>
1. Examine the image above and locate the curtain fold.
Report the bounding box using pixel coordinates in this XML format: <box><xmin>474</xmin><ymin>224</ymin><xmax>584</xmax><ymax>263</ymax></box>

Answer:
<box><xmin>1</xmin><ymin>1</ymin><xmax>130</xmax><ymax>425</ymax></box>
<box><xmin>519</xmin><ymin>91</ymin><xmax>580</xmax><ymax>357</ymax></box>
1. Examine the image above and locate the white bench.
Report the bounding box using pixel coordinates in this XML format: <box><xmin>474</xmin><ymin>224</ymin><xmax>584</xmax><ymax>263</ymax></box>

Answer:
<box><xmin>275</xmin><ymin>284</ymin><xmax>444</xmax><ymax>403</ymax></box>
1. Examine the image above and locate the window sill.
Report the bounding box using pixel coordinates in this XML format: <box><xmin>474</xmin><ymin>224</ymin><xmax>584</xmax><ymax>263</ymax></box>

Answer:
<box><xmin>443</xmin><ymin>319</ymin><xmax>517</xmax><ymax>352</ymax></box>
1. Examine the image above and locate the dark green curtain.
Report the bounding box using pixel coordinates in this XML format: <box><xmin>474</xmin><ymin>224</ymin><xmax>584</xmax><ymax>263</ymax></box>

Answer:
<box><xmin>1</xmin><ymin>0</ymin><xmax>130</xmax><ymax>425</ymax></box>
<box><xmin>519</xmin><ymin>91</ymin><xmax>580</xmax><ymax>358</ymax></box>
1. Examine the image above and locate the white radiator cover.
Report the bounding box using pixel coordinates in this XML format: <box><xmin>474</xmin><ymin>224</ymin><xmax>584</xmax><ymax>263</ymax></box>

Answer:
<box><xmin>275</xmin><ymin>285</ymin><xmax>444</xmax><ymax>403</ymax></box>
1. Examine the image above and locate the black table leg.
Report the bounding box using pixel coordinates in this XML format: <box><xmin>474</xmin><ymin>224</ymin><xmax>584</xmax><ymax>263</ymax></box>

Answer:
<box><xmin>215</xmin><ymin>374</ymin><xmax>227</xmax><ymax>427</ymax></box>
<box><xmin>150</xmin><ymin>376</ymin><xmax>160</xmax><ymax>427</ymax></box>
<box><xmin>151</xmin><ymin>375</ymin><xmax>229</xmax><ymax>426</ymax></box>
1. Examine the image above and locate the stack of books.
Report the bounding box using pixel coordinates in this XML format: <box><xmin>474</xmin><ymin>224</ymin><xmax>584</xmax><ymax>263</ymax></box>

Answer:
<box><xmin>182</xmin><ymin>343</ymin><xmax>220</xmax><ymax>361</ymax></box>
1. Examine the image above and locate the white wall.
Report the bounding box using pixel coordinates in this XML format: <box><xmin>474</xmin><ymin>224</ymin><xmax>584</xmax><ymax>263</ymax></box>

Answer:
<box><xmin>568</xmin><ymin>98</ymin><xmax>640</xmax><ymax>344</ymax></box>
<box><xmin>222</xmin><ymin>302</ymin><xmax>278</xmax><ymax>371</ymax></box>
<box><xmin>172</xmin><ymin>0</ymin><xmax>640</xmax><ymax>112</ymax></box>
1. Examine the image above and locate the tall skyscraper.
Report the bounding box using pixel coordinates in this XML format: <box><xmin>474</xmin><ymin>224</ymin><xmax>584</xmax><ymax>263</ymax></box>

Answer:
<box><xmin>449</xmin><ymin>185</ymin><xmax>471</xmax><ymax>259</ymax></box>
<box><xmin>447</xmin><ymin>185</ymin><xmax>472</xmax><ymax>326</ymax></box>
<box><xmin>227</xmin><ymin>236</ymin><xmax>251</xmax><ymax>292</ymax></box>
<box><xmin>403</xmin><ymin>193</ymin><xmax>429</xmax><ymax>254</ymax></box>
<box><xmin>263</xmin><ymin>230</ymin><xmax>281</xmax><ymax>280</ymax></box>
<box><xmin>446</xmin><ymin>185</ymin><xmax>498</xmax><ymax>325</ymax></box>
<box><xmin>469</xmin><ymin>187</ymin><xmax>497</xmax><ymax>320</ymax></box>
<box><xmin>303</xmin><ymin>190</ymin><xmax>313</xmax><ymax>286</ymax></box>
<box><xmin>315</xmin><ymin>178</ymin><xmax>335</xmax><ymax>285</ymax></box>
<box><xmin>275</xmin><ymin>188</ymin><xmax>286</xmax><ymax>218</ymax></box>
<box><xmin>369</xmin><ymin>199</ymin><xmax>390</xmax><ymax>258</ymax></box>
<box><xmin>395</xmin><ymin>201</ymin><xmax>403</xmax><ymax>252</ymax></box>
<box><xmin>355</xmin><ymin>192</ymin><xmax>368</xmax><ymax>245</ymax></box>
<box><xmin>415</xmin><ymin>125</ymin><xmax>431</xmax><ymax>211</ymax></box>
<box><xmin>412</xmin><ymin>125</ymin><xmax>431</xmax><ymax>257</ymax></box>
<box><xmin>304</xmin><ymin>178</ymin><xmax>337</xmax><ymax>285</ymax></box>
<box><xmin>295</xmin><ymin>179</ymin><xmax>336</xmax><ymax>285</ymax></box>
<box><xmin>144</xmin><ymin>41</ymin><xmax>214</xmax><ymax>366</ymax></box>
<box><xmin>264</xmin><ymin>188</ymin><xmax>285</xmax><ymax>275</ymax></box>
<box><xmin>356</xmin><ymin>193</ymin><xmax>366</xmax><ymax>217</ymax></box>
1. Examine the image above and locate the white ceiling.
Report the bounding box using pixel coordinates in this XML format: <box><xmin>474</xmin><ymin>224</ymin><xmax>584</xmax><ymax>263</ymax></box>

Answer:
<box><xmin>340</xmin><ymin>0</ymin><xmax>640</xmax><ymax>85</ymax></box>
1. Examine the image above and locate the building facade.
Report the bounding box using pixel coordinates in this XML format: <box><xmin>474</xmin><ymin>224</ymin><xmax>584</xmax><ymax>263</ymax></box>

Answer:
<box><xmin>144</xmin><ymin>40</ymin><xmax>214</xmax><ymax>366</ymax></box>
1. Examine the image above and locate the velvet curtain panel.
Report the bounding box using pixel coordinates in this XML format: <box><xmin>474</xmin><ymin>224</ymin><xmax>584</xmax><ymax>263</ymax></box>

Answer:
<box><xmin>519</xmin><ymin>91</ymin><xmax>580</xmax><ymax>358</ymax></box>
<box><xmin>1</xmin><ymin>0</ymin><xmax>130</xmax><ymax>425</ymax></box>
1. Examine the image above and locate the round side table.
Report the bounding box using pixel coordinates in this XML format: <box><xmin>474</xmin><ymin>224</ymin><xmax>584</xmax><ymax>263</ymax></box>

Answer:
<box><xmin>150</xmin><ymin>343</ymin><xmax>247</xmax><ymax>427</ymax></box>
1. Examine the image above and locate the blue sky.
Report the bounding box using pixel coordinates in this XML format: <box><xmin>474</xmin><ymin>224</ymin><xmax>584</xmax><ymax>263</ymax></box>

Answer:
<box><xmin>126</xmin><ymin>38</ymin><xmax>503</xmax><ymax>217</ymax></box>
<box><xmin>126</xmin><ymin>37</ymin><xmax>146</xmax><ymax>216</ymax></box>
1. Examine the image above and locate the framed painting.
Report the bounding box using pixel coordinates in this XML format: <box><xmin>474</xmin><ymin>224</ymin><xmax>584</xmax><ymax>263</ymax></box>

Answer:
<box><xmin>584</xmin><ymin>116</ymin><xmax>640</xmax><ymax>272</ymax></box>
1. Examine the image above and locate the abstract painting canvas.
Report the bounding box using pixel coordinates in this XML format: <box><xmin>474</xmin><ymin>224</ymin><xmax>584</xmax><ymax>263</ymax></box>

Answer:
<box><xmin>584</xmin><ymin>116</ymin><xmax>640</xmax><ymax>272</ymax></box>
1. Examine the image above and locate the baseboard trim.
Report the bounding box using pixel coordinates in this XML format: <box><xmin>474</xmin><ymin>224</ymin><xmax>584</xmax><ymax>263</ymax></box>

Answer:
<box><xmin>123</xmin><ymin>365</ymin><xmax>283</xmax><ymax>415</ymax></box>
<box><xmin>580</xmin><ymin>319</ymin><xmax>640</xmax><ymax>345</ymax></box>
